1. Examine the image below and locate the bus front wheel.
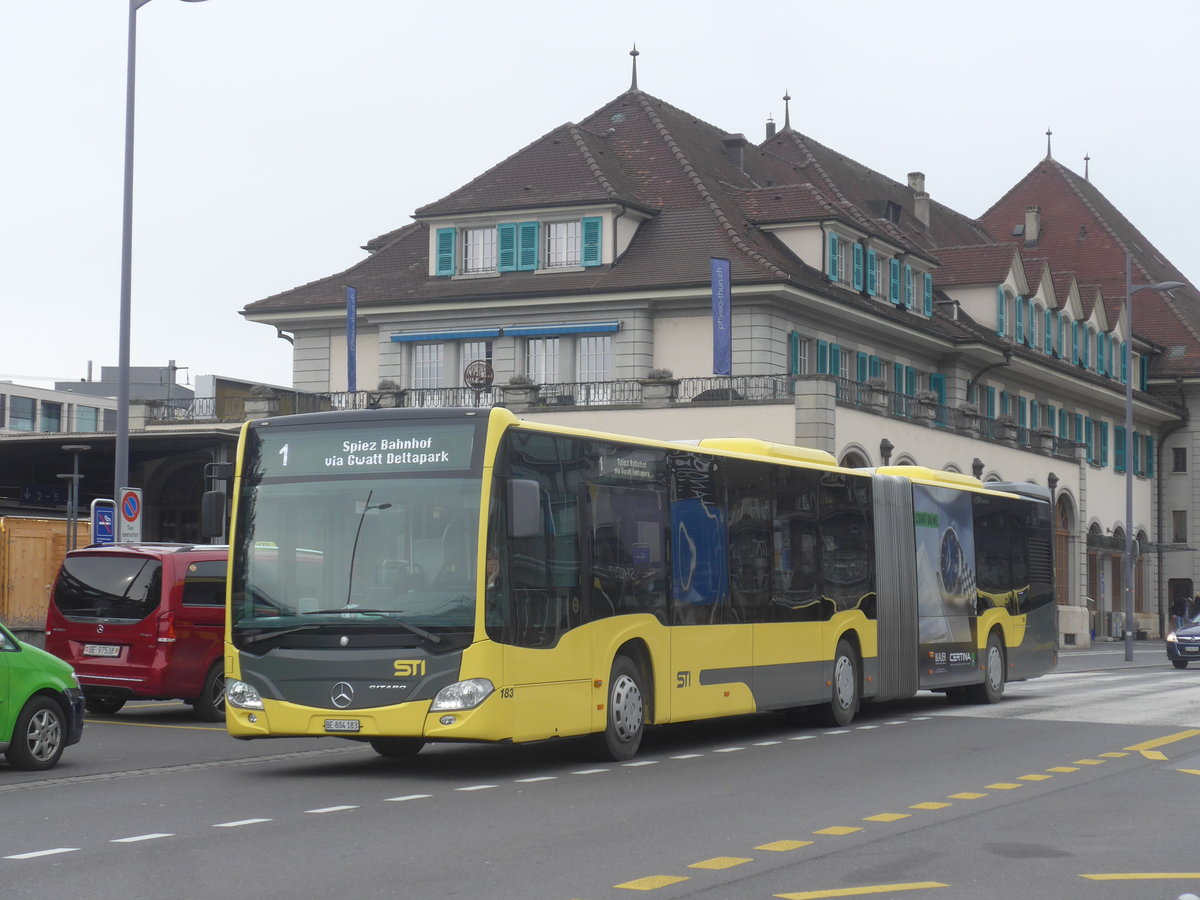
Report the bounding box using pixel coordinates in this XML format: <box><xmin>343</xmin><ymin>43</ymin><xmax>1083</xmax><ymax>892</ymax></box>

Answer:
<box><xmin>595</xmin><ymin>656</ymin><xmax>645</xmax><ymax>761</ymax></box>
<box><xmin>813</xmin><ymin>640</ymin><xmax>859</xmax><ymax>727</ymax></box>
<box><xmin>966</xmin><ymin>633</ymin><xmax>1005</xmax><ymax>704</ymax></box>
<box><xmin>370</xmin><ymin>738</ymin><xmax>425</xmax><ymax>758</ymax></box>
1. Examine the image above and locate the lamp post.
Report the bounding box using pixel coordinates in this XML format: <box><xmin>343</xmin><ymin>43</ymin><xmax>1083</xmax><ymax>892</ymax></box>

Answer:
<box><xmin>1123</xmin><ymin>251</ymin><xmax>1184</xmax><ymax>661</ymax></box>
<box><xmin>114</xmin><ymin>0</ymin><xmax>209</xmax><ymax>500</ymax></box>
<box><xmin>60</xmin><ymin>444</ymin><xmax>92</xmax><ymax>551</ymax></box>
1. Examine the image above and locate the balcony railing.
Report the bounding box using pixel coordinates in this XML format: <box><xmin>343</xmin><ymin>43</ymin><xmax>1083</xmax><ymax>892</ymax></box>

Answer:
<box><xmin>139</xmin><ymin>375</ymin><xmax>1085</xmax><ymax>460</ymax></box>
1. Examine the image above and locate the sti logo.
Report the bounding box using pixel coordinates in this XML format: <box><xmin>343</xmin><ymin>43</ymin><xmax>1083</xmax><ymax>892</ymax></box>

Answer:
<box><xmin>393</xmin><ymin>660</ymin><xmax>426</xmax><ymax>678</ymax></box>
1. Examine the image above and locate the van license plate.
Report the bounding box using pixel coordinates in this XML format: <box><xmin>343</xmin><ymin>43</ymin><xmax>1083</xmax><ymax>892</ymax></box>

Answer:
<box><xmin>83</xmin><ymin>644</ymin><xmax>121</xmax><ymax>658</ymax></box>
<box><xmin>324</xmin><ymin>719</ymin><xmax>360</xmax><ymax>733</ymax></box>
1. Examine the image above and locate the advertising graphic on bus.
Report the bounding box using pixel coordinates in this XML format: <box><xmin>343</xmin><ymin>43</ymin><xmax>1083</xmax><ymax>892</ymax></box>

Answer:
<box><xmin>218</xmin><ymin>407</ymin><xmax>1055</xmax><ymax>760</ymax></box>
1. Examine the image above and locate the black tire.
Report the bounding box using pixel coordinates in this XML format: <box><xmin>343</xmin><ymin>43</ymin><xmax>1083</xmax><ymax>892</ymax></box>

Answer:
<box><xmin>85</xmin><ymin>695</ymin><xmax>127</xmax><ymax>715</ymax></box>
<box><xmin>1172</xmin><ymin>659</ymin><xmax>1190</xmax><ymax>670</ymax></box>
<box><xmin>370</xmin><ymin>738</ymin><xmax>425</xmax><ymax>758</ymax></box>
<box><xmin>5</xmin><ymin>696</ymin><xmax>67</xmax><ymax>771</ymax></box>
<box><xmin>594</xmin><ymin>655</ymin><xmax>645</xmax><ymax>761</ymax></box>
<box><xmin>812</xmin><ymin>639</ymin><xmax>859</xmax><ymax>726</ymax></box>
<box><xmin>966</xmin><ymin>633</ymin><xmax>1006</xmax><ymax>704</ymax></box>
<box><xmin>193</xmin><ymin>662</ymin><xmax>226</xmax><ymax>722</ymax></box>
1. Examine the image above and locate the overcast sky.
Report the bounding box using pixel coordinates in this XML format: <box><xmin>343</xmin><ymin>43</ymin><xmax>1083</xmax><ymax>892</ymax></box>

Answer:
<box><xmin>3</xmin><ymin>0</ymin><xmax>1196</xmax><ymax>393</ymax></box>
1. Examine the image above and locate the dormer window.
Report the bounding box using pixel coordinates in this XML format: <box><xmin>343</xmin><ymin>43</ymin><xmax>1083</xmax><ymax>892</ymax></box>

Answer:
<box><xmin>435</xmin><ymin>216</ymin><xmax>602</xmax><ymax>277</ymax></box>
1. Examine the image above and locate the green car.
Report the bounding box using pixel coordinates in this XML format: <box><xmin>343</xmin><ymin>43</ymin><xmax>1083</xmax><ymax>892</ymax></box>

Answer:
<box><xmin>1</xmin><ymin>620</ymin><xmax>84</xmax><ymax>770</ymax></box>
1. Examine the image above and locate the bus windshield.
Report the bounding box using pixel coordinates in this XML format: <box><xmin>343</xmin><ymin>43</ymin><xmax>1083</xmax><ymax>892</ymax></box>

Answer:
<box><xmin>229</xmin><ymin>416</ymin><xmax>484</xmax><ymax>646</ymax></box>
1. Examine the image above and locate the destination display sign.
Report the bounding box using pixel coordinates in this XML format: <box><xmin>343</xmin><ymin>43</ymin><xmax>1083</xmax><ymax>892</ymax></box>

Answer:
<box><xmin>248</xmin><ymin>422</ymin><xmax>477</xmax><ymax>478</ymax></box>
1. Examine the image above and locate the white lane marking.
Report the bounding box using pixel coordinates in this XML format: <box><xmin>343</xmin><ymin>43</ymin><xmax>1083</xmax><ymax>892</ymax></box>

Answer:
<box><xmin>856</xmin><ymin>725</ymin><xmax>880</xmax><ymax>730</ymax></box>
<box><xmin>305</xmin><ymin>805</ymin><xmax>358</xmax><ymax>814</ymax></box>
<box><xmin>789</xmin><ymin>735</ymin><xmax>815</xmax><ymax>741</ymax></box>
<box><xmin>671</xmin><ymin>753</ymin><xmax>703</xmax><ymax>759</ymax></box>
<box><xmin>111</xmin><ymin>833</ymin><xmax>173</xmax><ymax>843</ymax></box>
<box><xmin>384</xmin><ymin>794</ymin><xmax>432</xmax><ymax>802</ymax></box>
<box><xmin>623</xmin><ymin>760</ymin><xmax>658</xmax><ymax>767</ymax></box>
<box><xmin>515</xmin><ymin>776</ymin><xmax>557</xmax><ymax>783</ymax></box>
<box><xmin>4</xmin><ymin>848</ymin><xmax>78</xmax><ymax>859</ymax></box>
<box><xmin>213</xmin><ymin>818</ymin><xmax>272</xmax><ymax>828</ymax></box>
<box><xmin>571</xmin><ymin>768</ymin><xmax>609</xmax><ymax>775</ymax></box>
<box><xmin>754</xmin><ymin>740</ymin><xmax>782</xmax><ymax>746</ymax></box>
<box><xmin>824</xmin><ymin>729</ymin><xmax>851</xmax><ymax>735</ymax></box>
<box><xmin>885</xmin><ymin>721</ymin><xmax>907</xmax><ymax>725</ymax></box>
<box><xmin>715</xmin><ymin>747</ymin><xmax>744</xmax><ymax>753</ymax></box>
<box><xmin>456</xmin><ymin>784</ymin><xmax>497</xmax><ymax>792</ymax></box>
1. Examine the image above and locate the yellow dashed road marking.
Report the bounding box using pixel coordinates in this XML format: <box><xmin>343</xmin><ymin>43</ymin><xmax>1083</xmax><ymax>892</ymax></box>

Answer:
<box><xmin>1178</xmin><ymin>769</ymin><xmax>1200</xmax><ymax>776</ymax></box>
<box><xmin>986</xmin><ymin>782</ymin><xmax>1023</xmax><ymax>790</ymax></box>
<box><xmin>756</xmin><ymin>840</ymin><xmax>813</xmax><ymax>851</ymax></box>
<box><xmin>1047</xmin><ymin>766</ymin><xmax>1079</xmax><ymax>773</ymax></box>
<box><xmin>1018</xmin><ymin>774</ymin><xmax>1052</xmax><ymax>782</ymax></box>
<box><xmin>813</xmin><ymin>826</ymin><xmax>863</xmax><ymax>836</ymax></box>
<box><xmin>1081</xmin><ymin>873</ymin><xmax>1200</xmax><ymax>881</ymax></box>
<box><xmin>1073</xmin><ymin>758</ymin><xmax>1104</xmax><ymax>765</ymax></box>
<box><xmin>1099</xmin><ymin>751</ymin><xmax>1127</xmax><ymax>758</ymax></box>
<box><xmin>689</xmin><ymin>857</ymin><xmax>752</xmax><ymax>870</ymax></box>
<box><xmin>864</xmin><ymin>813</ymin><xmax>910</xmax><ymax>822</ymax></box>
<box><xmin>615</xmin><ymin>875</ymin><xmax>689</xmax><ymax>890</ymax></box>
<box><xmin>776</xmin><ymin>881</ymin><xmax>949</xmax><ymax>898</ymax></box>
<box><xmin>910</xmin><ymin>801</ymin><xmax>951</xmax><ymax>810</ymax></box>
<box><xmin>948</xmin><ymin>792</ymin><xmax>986</xmax><ymax>799</ymax></box>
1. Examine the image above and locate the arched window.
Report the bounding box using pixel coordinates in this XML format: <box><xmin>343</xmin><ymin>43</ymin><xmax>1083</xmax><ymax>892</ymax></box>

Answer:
<box><xmin>1055</xmin><ymin>497</ymin><xmax>1073</xmax><ymax>606</ymax></box>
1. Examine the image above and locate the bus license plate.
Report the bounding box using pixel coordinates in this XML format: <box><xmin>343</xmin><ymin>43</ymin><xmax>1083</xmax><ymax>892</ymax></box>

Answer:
<box><xmin>83</xmin><ymin>644</ymin><xmax>121</xmax><ymax>658</ymax></box>
<box><xmin>324</xmin><ymin>719</ymin><xmax>360</xmax><ymax>733</ymax></box>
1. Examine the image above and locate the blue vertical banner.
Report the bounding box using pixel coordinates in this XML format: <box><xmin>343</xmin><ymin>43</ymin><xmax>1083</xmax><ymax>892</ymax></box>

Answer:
<box><xmin>711</xmin><ymin>257</ymin><xmax>731</xmax><ymax>375</ymax></box>
<box><xmin>345</xmin><ymin>285</ymin><xmax>358</xmax><ymax>393</ymax></box>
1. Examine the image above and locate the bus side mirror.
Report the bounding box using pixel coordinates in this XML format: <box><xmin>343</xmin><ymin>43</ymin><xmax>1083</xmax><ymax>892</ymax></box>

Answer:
<box><xmin>508</xmin><ymin>479</ymin><xmax>543</xmax><ymax>539</ymax></box>
<box><xmin>201</xmin><ymin>490</ymin><xmax>226</xmax><ymax>541</ymax></box>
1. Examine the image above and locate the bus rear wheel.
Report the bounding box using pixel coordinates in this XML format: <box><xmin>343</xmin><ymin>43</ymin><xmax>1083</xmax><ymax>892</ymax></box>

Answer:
<box><xmin>370</xmin><ymin>738</ymin><xmax>425</xmax><ymax>758</ymax></box>
<box><xmin>594</xmin><ymin>656</ymin><xmax>645</xmax><ymax>761</ymax></box>
<box><xmin>812</xmin><ymin>640</ymin><xmax>859</xmax><ymax>727</ymax></box>
<box><xmin>966</xmin><ymin>633</ymin><xmax>1005</xmax><ymax>704</ymax></box>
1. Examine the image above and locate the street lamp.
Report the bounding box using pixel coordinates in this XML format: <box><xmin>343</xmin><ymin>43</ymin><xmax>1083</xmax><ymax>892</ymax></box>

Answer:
<box><xmin>60</xmin><ymin>444</ymin><xmax>92</xmax><ymax>551</ymax></box>
<box><xmin>114</xmin><ymin>0</ymin><xmax>210</xmax><ymax>500</ymax></box>
<box><xmin>1123</xmin><ymin>251</ymin><xmax>1184</xmax><ymax>661</ymax></box>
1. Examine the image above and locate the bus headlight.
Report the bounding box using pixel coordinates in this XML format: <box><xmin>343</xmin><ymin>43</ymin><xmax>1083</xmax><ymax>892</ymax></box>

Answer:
<box><xmin>431</xmin><ymin>678</ymin><xmax>494</xmax><ymax>711</ymax></box>
<box><xmin>227</xmin><ymin>679</ymin><xmax>265</xmax><ymax>710</ymax></box>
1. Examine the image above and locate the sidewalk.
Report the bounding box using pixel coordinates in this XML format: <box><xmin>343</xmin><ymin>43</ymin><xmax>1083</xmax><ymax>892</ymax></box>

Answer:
<box><xmin>1054</xmin><ymin>639</ymin><xmax>1168</xmax><ymax>674</ymax></box>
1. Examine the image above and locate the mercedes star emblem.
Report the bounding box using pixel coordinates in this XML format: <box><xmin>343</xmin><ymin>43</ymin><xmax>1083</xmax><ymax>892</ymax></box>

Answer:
<box><xmin>331</xmin><ymin>682</ymin><xmax>354</xmax><ymax>709</ymax></box>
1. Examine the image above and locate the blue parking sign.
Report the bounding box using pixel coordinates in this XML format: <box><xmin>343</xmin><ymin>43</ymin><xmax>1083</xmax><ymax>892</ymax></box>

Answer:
<box><xmin>91</xmin><ymin>499</ymin><xmax>116</xmax><ymax>545</ymax></box>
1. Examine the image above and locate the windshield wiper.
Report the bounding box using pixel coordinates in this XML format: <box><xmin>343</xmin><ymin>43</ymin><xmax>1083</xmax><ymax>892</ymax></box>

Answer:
<box><xmin>241</xmin><ymin>624</ymin><xmax>321</xmax><ymax>645</ymax></box>
<box><xmin>302</xmin><ymin>607</ymin><xmax>443</xmax><ymax>645</ymax></box>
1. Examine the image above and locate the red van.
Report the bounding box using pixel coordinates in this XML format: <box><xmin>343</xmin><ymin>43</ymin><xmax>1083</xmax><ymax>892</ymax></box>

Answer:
<box><xmin>44</xmin><ymin>544</ymin><xmax>228</xmax><ymax>720</ymax></box>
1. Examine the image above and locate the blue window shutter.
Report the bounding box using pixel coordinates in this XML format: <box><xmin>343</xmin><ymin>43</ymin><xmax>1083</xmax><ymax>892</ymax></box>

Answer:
<box><xmin>1096</xmin><ymin>333</ymin><xmax>1105</xmax><ymax>375</ymax></box>
<box><xmin>1120</xmin><ymin>342</ymin><xmax>1128</xmax><ymax>383</ymax></box>
<box><xmin>1139</xmin><ymin>355</ymin><xmax>1148</xmax><ymax>390</ymax></box>
<box><xmin>517</xmin><ymin>221</ymin><xmax>539</xmax><ymax>270</ymax></box>
<box><xmin>904</xmin><ymin>366</ymin><xmax>917</xmax><ymax>396</ymax></box>
<box><xmin>986</xmin><ymin>386</ymin><xmax>996</xmax><ymax>419</ymax></box>
<box><xmin>852</xmin><ymin>244</ymin><xmax>864</xmax><ymax>291</ymax></box>
<box><xmin>1115</xmin><ymin>426</ymin><xmax>1127</xmax><ymax>471</ymax></box>
<box><xmin>830</xmin><ymin>343</ymin><xmax>842</xmax><ymax>376</ymax></box>
<box><xmin>788</xmin><ymin>331</ymin><xmax>800</xmax><ymax>374</ymax></box>
<box><xmin>435</xmin><ymin>227</ymin><xmax>456</xmax><ymax>276</ymax></box>
<box><xmin>1059</xmin><ymin>409</ymin><xmax>1069</xmax><ymax>439</ymax></box>
<box><xmin>1000</xmin><ymin>390</ymin><xmax>1011</xmax><ymax>417</ymax></box>
<box><xmin>890</xmin><ymin>259</ymin><xmax>901</xmax><ymax>304</ymax></box>
<box><xmin>817</xmin><ymin>340</ymin><xmax>829</xmax><ymax>374</ymax></box>
<box><xmin>930</xmin><ymin>372</ymin><xmax>945</xmax><ymax>403</ymax></box>
<box><xmin>828</xmin><ymin>233</ymin><xmax>839</xmax><ymax>280</ymax></box>
<box><xmin>1100</xmin><ymin>422</ymin><xmax>1109</xmax><ymax>467</ymax></box>
<box><xmin>1147</xmin><ymin>435</ymin><xmax>1155</xmax><ymax>477</ymax></box>
<box><xmin>1031</xmin><ymin>400</ymin><xmax>1040</xmax><ymax>430</ymax></box>
<box><xmin>1044</xmin><ymin>310</ymin><xmax>1053</xmax><ymax>354</ymax></box>
<box><xmin>893</xmin><ymin>362</ymin><xmax>903</xmax><ymax>392</ymax></box>
<box><xmin>497</xmin><ymin>223</ymin><xmax>517</xmax><ymax>272</ymax></box>
<box><xmin>1015</xmin><ymin>296</ymin><xmax>1025</xmax><ymax>344</ymax></box>
<box><xmin>1133</xmin><ymin>431</ymin><xmax>1141</xmax><ymax>474</ymax></box>
<box><xmin>1074</xmin><ymin>413</ymin><xmax>1083</xmax><ymax>443</ymax></box>
<box><xmin>581</xmin><ymin>216</ymin><xmax>602</xmax><ymax>266</ymax></box>
<box><xmin>1044</xmin><ymin>404</ymin><xmax>1054</xmax><ymax>432</ymax></box>
<box><xmin>1085</xmin><ymin>417</ymin><xmax>1094</xmax><ymax>462</ymax></box>
<box><xmin>1018</xmin><ymin>397</ymin><xmax>1028</xmax><ymax>429</ymax></box>
<box><xmin>1071</xmin><ymin>321</ymin><xmax>1079</xmax><ymax>364</ymax></box>
<box><xmin>903</xmin><ymin>265</ymin><xmax>914</xmax><ymax>309</ymax></box>
<box><xmin>869</xmin><ymin>355</ymin><xmax>881</xmax><ymax>379</ymax></box>
<box><xmin>866</xmin><ymin>249</ymin><xmax>877</xmax><ymax>296</ymax></box>
<box><xmin>923</xmin><ymin>272</ymin><xmax>933</xmax><ymax>316</ymax></box>
<box><xmin>856</xmin><ymin>351</ymin><xmax>868</xmax><ymax>382</ymax></box>
<box><xmin>996</xmin><ymin>287</ymin><xmax>1006</xmax><ymax>336</ymax></box>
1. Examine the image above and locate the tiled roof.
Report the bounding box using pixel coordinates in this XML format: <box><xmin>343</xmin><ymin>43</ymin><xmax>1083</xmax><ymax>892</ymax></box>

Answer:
<box><xmin>980</xmin><ymin>158</ymin><xmax>1200</xmax><ymax>376</ymax></box>
<box><xmin>930</xmin><ymin>245</ymin><xmax>1020</xmax><ymax>287</ymax></box>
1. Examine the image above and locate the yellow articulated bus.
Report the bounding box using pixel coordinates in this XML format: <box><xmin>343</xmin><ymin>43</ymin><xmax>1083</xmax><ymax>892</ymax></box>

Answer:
<box><xmin>215</xmin><ymin>407</ymin><xmax>1055</xmax><ymax>761</ymax></box>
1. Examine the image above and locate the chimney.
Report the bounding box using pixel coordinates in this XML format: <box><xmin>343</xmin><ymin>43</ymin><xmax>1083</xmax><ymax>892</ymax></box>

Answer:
<box><xmin>908</xmin><ymin>172</ymin><xmax>929</xmax><ymax>228</ymax></box>
<box><xmin>1024</xmin><ymin>205</ymin><xmax>1041</xmax><ymax>246</ymax></box>
<box><xmin>765</xmin><ymin>116</ymin><xmax>776</xmax><ymax>140</ymax></box>
<box><xmin>722</xmin><ymin>134</ymin><xmax>748</xmax><ymax>171</ymax></box>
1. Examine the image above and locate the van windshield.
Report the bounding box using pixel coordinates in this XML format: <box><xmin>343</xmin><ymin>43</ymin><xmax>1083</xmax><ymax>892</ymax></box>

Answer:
<box><xmin>53</xmin><ymin>556</ymin><xmax>163</xmax><ymax>622</ymax></box>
